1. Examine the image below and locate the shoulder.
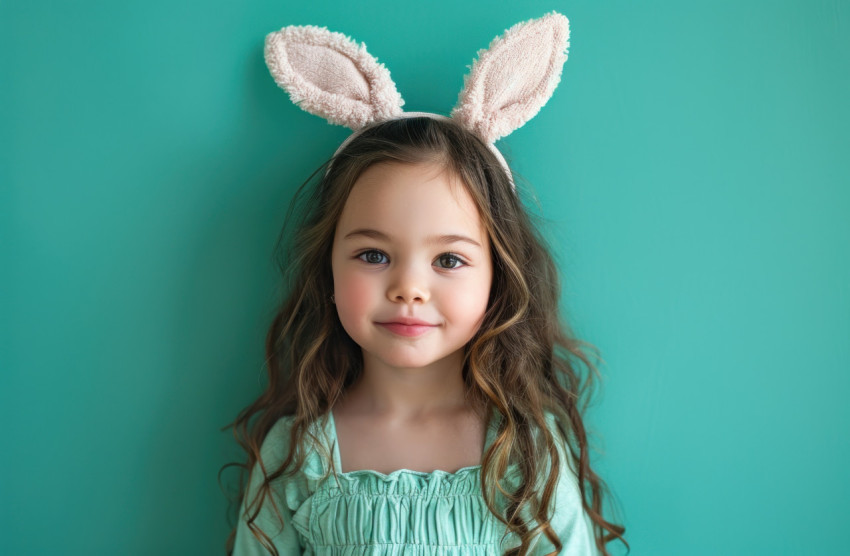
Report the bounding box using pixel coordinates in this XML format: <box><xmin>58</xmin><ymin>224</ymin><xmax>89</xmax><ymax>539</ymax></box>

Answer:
<box><xmin>256</xmin><ymin>414</ymin><xmax>332</xmax><ymax>482</ymax></box>
<box><xmin>257</xmin><ymin>415</ymin><xmax>297</xmax><ymax>469</ymax></box>
<box><xmin>264</xmin><ymin>415</ymin><xmax>297</xmax><ymax>449</ymax></box>
<box><xmin>540</xmin><ymin>409</ymin><xmax>580</xmax><ymax>484</ymax></box>
<box><xmin>541</xmin><ymin>408</ymin><xmax>566</xmax><ymax>436</ymax></box>
<box><xmin>539</xmin><ymin>410</ymin><xmax>571</xmax><ymax>463</ymax></box>
<box><xmin>246</xmin><ymin>415</ymin><xmax>326</xmax><ymax>513</ymax></box>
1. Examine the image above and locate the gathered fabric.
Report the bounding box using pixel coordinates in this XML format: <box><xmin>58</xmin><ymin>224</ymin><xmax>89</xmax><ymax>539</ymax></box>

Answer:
<box><xmin>232</xmin><ymin>409</ymin><xmax>597</xmax><ymax>555</ymax></box>
<box><xmin>299</xmin><ymin>469</ymin><xmax>511</xmax><ymax>554</ymax></box>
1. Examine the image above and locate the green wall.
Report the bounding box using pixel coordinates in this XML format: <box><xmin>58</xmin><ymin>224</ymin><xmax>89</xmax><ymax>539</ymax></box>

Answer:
<box><xmin>3</xmin><ymin>1</ymin><xmax>848</xmax><ymax>554</ymax></box>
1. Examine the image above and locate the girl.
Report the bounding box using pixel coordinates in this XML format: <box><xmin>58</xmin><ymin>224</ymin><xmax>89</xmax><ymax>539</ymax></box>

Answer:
<box><xmin>224</xmin><ymin>13</ymin><xmax>627</xmax><ymax>556</ymax></box>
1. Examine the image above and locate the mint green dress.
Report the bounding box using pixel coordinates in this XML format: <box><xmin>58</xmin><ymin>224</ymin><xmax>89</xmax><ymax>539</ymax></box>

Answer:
<box><xmin>232</xmin><ymin>408</ymin><xmax>598</xmax><ymax>555</ymax></box>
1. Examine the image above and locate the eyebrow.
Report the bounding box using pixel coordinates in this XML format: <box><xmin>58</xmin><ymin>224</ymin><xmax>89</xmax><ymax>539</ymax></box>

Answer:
<box><xmin>343</xmin><ymin>228</ymin><xmax>482</xmax><ymax>248</ymax></box>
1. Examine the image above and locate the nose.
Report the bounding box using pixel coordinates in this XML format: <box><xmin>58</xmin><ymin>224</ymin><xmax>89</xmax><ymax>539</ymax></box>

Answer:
<box><xmin>386</xmin><ymin>262</ymin><xmax>430</xmax><ymax>305</ymax></box>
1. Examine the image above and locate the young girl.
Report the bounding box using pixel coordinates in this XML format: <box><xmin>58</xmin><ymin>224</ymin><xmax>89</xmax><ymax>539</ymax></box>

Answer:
<box><xmin>224</xmin><ymin>13</ymin><xmax>627</xmax><ymax>556</ymax></box>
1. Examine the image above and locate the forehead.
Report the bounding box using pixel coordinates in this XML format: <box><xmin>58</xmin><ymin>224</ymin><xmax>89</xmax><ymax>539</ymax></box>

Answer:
<box><xmin>336</xmin><ymin>162</ymin><xmax>486</xmax><ymax>241</ymax></box>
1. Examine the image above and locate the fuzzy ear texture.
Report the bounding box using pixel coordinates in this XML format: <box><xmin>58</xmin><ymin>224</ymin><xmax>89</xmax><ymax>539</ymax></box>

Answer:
<box><xmin>264</xmin><ymin>25</ymin><xmax>405</xmax><ymax>130</ymax></box>
<box><xmin>451</xmin><ymin>12</ymin><xmax>570</xmax><ymax>144</ymax></box>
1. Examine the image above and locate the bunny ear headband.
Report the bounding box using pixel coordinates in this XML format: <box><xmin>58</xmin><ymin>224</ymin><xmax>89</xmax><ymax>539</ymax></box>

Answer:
<box><xmin>263</xmin><ymin>11</ymin><xmax>570</xmax><ymax>188</ymax></box>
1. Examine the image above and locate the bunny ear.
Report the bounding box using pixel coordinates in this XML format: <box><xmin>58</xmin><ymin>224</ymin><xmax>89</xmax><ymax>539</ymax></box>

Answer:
<box><xmin>451</xmin><ymin>12</ymin><xmax>570</xmax><ymax>144</ymax></box>
<box><xmin>264</xmin><ymin>25</ymin><xmax>405</xmax><ymax>130</ymax></box>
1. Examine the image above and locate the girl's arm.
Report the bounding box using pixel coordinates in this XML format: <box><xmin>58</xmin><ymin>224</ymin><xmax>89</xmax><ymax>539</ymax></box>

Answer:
<box><xmin>529</xmin><ymin>466</ymin><xmax>598</xmax><ymax>555</ymax></box>
<box><xmin>232</xmin><ymin>419</ymin><xmax>304</xmax><ymax>555</ymax></box>
<box><xmin>231</xmin><ymin>482</ymin><xmax>302</xmax><ymax>555</ymax></box>
<box><xmin>528</xmin><ymin>416</ymin><xmax>599</xmax><ymax>556</ymax></box>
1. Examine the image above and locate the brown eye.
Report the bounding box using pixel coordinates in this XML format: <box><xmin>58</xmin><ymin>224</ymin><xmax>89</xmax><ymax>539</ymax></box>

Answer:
<box><xmin>435</xmin><ymin>253</ymin><xmax>464</xmax><ymax>269</ymax></box>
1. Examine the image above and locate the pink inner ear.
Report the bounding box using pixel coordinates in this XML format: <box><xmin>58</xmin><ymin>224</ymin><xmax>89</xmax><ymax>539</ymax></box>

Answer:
<box><xmin>451</xmin><ymin>12</ymin><xmax>569</xmax><ymax>143</ymax></box>
<box><xmin>286</xmin><ymin>42</ymin><xmax>370</xmax><ymax>103</ymax></box>
<box><xmin>484</xmin><ymin>29</ymin><xmax>555</xmax><ymax>112</ymax></box>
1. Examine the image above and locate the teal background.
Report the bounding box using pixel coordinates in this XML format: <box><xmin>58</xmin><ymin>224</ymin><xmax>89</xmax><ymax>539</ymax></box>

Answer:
<box><xmin>2</xmin><ymin>0</ymin><xmax>848</xmax><ymax>554</ymax></box>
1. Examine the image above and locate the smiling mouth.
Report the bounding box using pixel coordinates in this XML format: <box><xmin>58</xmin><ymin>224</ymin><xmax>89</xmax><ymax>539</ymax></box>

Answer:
<box><xmin>376</xmin><ymin>322</ymin><xmax>438</xmax><ymax>337</ymax></box>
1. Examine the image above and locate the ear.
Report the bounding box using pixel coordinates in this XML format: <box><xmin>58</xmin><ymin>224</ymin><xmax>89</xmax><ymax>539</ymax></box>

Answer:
<box><xmin>264</xmin><ymin>24</ymin><xmax>405</xmax><ymax>130</ymax></box>
<box><xmin>450</xmin><ymin>12</ymin><xmax>570</xmax><ymax>144</ymax></box>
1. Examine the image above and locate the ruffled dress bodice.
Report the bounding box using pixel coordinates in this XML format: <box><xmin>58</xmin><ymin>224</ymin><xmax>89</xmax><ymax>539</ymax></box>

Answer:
<box><xmin>232</xmin><ymin>409</ymin><xmax>598</xmax><ymax>555</ymax></box>
<box><xmin>292</xmin><ymin>410</ymin><xmax>512</xmax><ymax>555</ymax></box>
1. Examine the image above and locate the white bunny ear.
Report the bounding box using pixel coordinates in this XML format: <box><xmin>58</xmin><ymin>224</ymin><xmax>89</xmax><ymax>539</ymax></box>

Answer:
<box><xmin>264</xmin><ymin>25</ymin><xmax>405</xmax><ymax>130</ymax></box>
<box><xmin>451</xmin><ymin>12</ymin><xmax>570</xmax><ymax>144</ymax></box>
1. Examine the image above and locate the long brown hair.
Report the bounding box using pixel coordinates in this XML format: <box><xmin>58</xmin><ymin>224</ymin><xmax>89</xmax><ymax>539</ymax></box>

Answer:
<box><xmin>221</xmin><ymin>116</ymin><xmax>627</xmax><ymax>555</ymax></box>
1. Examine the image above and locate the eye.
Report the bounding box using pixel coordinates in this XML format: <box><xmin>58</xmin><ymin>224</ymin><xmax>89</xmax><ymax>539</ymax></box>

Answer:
<box><xmin>434</xmin><ymin>253</ymin><xmax>466</xmax><ymax>269</ymax></box>
<box><xmin>357</xmin><ymin>249</ymin><xmax>389</xmax><ymax>265</ymax></box>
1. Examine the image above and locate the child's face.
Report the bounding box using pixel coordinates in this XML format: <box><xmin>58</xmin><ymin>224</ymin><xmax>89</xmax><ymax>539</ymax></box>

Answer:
<box><xmin>331</xmin><ymin>161</ymin><xmax>493</xmax><ymax>374</ymax></box>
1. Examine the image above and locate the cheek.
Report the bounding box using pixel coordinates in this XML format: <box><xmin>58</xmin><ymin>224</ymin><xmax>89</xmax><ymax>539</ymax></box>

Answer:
<box><xmin>444</xmin><ymin>274</ymin><xmax>492</xmax><ymax>327</ymax></box>
<box><xmin>333</xmin><ymin>268</ymin><xmax>378</xmax><ymax>325</ymax></box>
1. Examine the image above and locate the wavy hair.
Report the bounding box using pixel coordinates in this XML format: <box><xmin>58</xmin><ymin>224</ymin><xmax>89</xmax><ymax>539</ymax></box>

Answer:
<box><xmin>221</xmin><ymin>117</ymin><xmax>627</xmax><ymax>555</ymax></box>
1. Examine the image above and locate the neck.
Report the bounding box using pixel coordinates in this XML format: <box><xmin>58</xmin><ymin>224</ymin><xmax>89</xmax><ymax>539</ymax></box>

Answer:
<box><xmin>344</xmin><ymin>350</ymin><xmax>468</xmax><ymax>421</ymax></box>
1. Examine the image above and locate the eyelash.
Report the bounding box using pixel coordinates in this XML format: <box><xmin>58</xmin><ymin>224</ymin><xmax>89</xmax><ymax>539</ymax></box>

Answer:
<box><xmin>355</xmin><ymin>249</ymin><xmax>468</xmax><ymax>269</ymax></box>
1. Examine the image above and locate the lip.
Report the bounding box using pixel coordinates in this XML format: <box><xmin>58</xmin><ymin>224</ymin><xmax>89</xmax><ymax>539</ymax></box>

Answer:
<box><xmin>376</xmin><ymin>318</ymin><xmax>438</xmax><ymax>337</ymax></box>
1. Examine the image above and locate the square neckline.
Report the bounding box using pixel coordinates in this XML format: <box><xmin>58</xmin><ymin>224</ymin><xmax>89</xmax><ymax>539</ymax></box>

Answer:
<box><xmin>326</xmin><ymin>406</ymin><xmax>502</xmax><ymax>478</ymax></box>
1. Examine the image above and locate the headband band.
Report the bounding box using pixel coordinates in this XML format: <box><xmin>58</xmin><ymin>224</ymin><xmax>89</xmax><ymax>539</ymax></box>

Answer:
<box><xmin>327</xmin><ymin>111</ymin><xmax>514</xmax><ymax>185</ymax></box>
